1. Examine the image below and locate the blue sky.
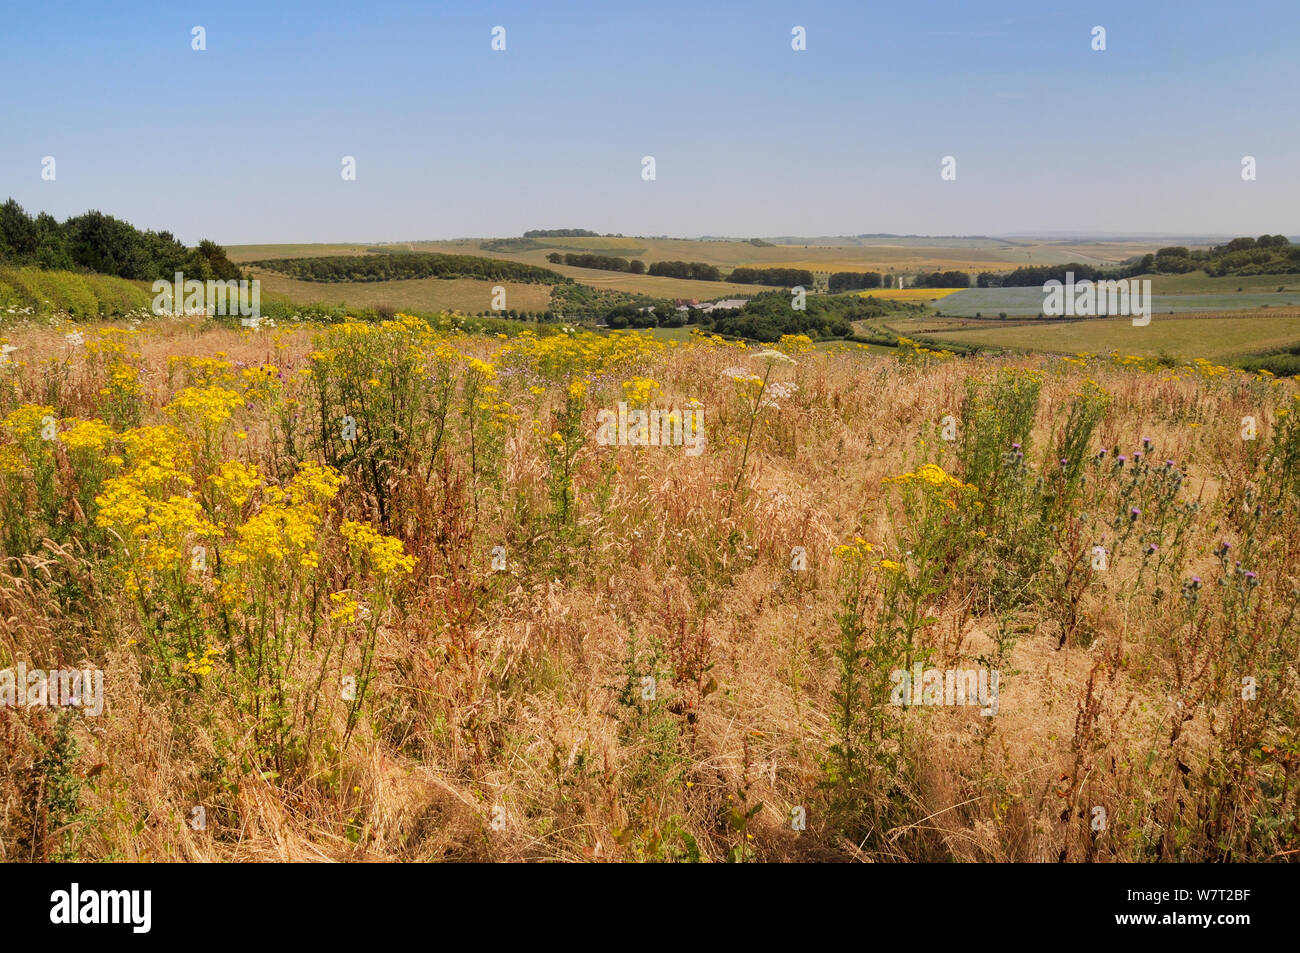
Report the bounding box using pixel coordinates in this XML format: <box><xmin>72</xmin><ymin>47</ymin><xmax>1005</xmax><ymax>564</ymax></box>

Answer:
<box><xmin>1</xmin><ymin>0</ymin><xmax>1297</xmax><ymax>243</ymax></box>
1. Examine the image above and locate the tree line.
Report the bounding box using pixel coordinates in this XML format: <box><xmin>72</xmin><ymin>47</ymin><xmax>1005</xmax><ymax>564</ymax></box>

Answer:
<box><xmin>828</xmin><ymin>271</ymin><xmax>884</xmax><ymax>292</ymax></box>
<box><xmin>706</xmin><ymin>291</ymin><xmax>902</xmax><ymax>341</ymax></box>
<box><xmin>911</xmin><ymin>270</ymin><xmax>972</xmax><ymax>289</ymax></box>
<box><xmin>547</xmin><ymin>252</ymin><xmax>647</xmax><ymax>274</ymax></box>
<box><xmin>523</xmin><ymin>228</ymin><xmax>601</xmax><ymax>238</ymax></box>
<box><xmin>726</xmin><ymin>266</ymin><xmax>815</xmax><ymax>287</ymax></box>
<box><xmin>648</xmin><ymin>260</ymin><xmax>725</xmax><ymax>281</ymax></box>
<box><xmin>252</xmin><ymin>252</ymin><xmax>565</xmax><ymax>284</ymax></box>
<box><xmin>0</xmin><ymin>198</ymin><xmax>242</xmax><ymax>281</ymax></box>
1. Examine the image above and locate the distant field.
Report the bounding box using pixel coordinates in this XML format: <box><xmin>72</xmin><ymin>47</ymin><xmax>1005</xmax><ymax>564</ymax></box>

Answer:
<box><xmin>230</xmin><ymin>240</ymin><xmax>1300</xmax><ymax>345</ymax></box>
<box><xmin>900</xmin><ymin>310</ymin><xmax>1300</xmax><ymax>360</ymax></box>
<box><xmin>543</xmin><ymin>266</ymin><xmax>760</xmax><ymax>300</ymax></box>
<box><xmin>864</xmin><ymin>288</ymin><xmax>967</xmax><ymax>302</ymax></box>
<box><xmin>937</xmin><ymin>287</ymin><xmax>1300</xmax><ymax>317</ymax></box>
<box><xmin>227</xmin><ymin>243</ymin><xmax>413</xmax><ymax>263</ymax></box>
<box><xmin>249</xmin><ymin>269</ymin><xmax>553</xmax><ymax>314</ymax></box>
<box><xmin>405</xmin><ymin>236</ymin><xmax>1176</xmax><ymax>274</ymax></box>
<box><xmin>231</xmin><ymin>243</ymin><xmax>1300</xmax><ymax>295</ymax></box>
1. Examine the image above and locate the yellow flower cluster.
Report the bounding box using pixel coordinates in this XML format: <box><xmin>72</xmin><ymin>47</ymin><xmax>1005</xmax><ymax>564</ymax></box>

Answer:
<box><xmin>226</xmin><ymin>464</ymin><xmax>343</xmax><ymax>571</ymax></box>
<box><xmin>59</xmin><ymin>418</ymin><xmax>115</xmax><ymax>454</ymax></box>
<box><xmin>208</xmin><ymin>460</ymin><xmax>260</xmax><ymax>509</ymax></box>
<box><xmin>94</xmin><ymin>425</ymin><xmax>210</xmax><ymax>574</ymax></box>
<box><xmin>886</xmin><ymin>463</ymin><xmax>977</xmax><ymax>494</ymax></box>
<box><xmin>0</xmin><ymin>445</ymin><xmax>24</xmax><ymax>475</ymax></box>
<box><xmin>240</xmin><ymin>364</ymin><xmax>282</xmax><ymax>403</ymax></box>
<box><xmin>340</xmin><ymin>520</ymin><xmax>416</xmax><ymax>576</ymax></box>
<box><xmin>95</xmin><ymin>485</ymin><xmax>218</xmax><ymax>572</ymax></box>
<box><xmin>777</xmin><ymin>334</ymin><xmax>816</xmax><ymax>355</ymax></box>
<box><xmin>116</xmin><ymin>426</ymin><xmax>193</xmax><ymax>491</ymax></box>
<box><xmin>1188</xmin><ymin>357</ymin><xmax>1231</xmax><ymax>379</ymax></box>
<box><xmin>184</xmin><ymin>645</ymin><xmax>221</xmax><ymax>677</ymax></box>
<box><xmin>167</xmin><ymin>354</ymin><xmax>235</xmax><ymax>387</ymax></box>
<box><xmin>833</xmin><ymin>537</ymin><xmax>876</xmax><ymax>561</ymax></box>
<box><xmin>504</xmin><ymin>327</ymin><xmax>668</xmax><ymax>379</ymax></box>
<box><xmin>329</xmin><ymin>590</ymin><xmax>360</xmax><ymax>624</ymax></box>
<box><xmin>4</xmin><ymin>403</ymin><xmax>56</xmax><ymax>442</ymax></box>
<box><xmin>166</xmin><ymin>384</ymin><xmax>244</xmax><ymax>429</ymax></box>
<box><xmin>621</xmin><ymin>377</ymin><xmax>662</xmax><ymax>407</ymax></box>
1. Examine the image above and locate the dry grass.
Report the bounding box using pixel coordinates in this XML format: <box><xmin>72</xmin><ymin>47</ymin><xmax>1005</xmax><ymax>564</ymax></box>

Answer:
<box><xmin>1</xmin><ymin>316</ymin><xmax>1297</xmax><ymax>863</ymax></box>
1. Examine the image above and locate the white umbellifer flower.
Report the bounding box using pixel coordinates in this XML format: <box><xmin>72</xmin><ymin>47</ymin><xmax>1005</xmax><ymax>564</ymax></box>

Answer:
<box><xmin>761</xmin><ymin>381</ymin><xmax>799</xmax><ymax>409</ymax></box>
<box><xmin>752</xmin><ymin>349</ymin><xmax>796</xmax><ymax>365</ymax></box>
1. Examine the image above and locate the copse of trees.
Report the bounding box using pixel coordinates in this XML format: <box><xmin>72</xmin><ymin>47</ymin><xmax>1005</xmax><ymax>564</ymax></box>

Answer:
<box><xmin>647</xmin><ymin>260</ymin><xmax>723</xmax><ymax>281</ymax></box>
<box><xmin>251</xmin><ymin>252</ymin><xmax>565</xmax><ymax>284</ymax></box>
<box><xmin>700</xmin><ymin>290</ymin><xmax>909</xmax><ymax>342</ymax></box>
<box><xmin>1153</xmin><ymin>246</ymin><xmax>1196</xmax><ymax>274</ymax></box>
<box><xmin>546</xmin><ymin>252</ymin><xmax>644</xmax><ymax>273</ymax></box>
<box><xmin>828</xmin><ymin>270</ymin><xmax>883</xmax><ymax>292</ymax></box>
<box><xmin>549</xmin><ymin>281</ymin><xmax>660</xmax><ymax>319</ymax></box>
<box><xmin>726</xmin><ymin>266</ymin><xmax>815</xmax><ymax>287</ymax></box>
<box><xmin>603</xmin><ymin>302</ymin><xmax>686</xmax><ymax>329</ymax></box>
<box><xmin>523</xmin><ymin>228</ymin><xmax>600</xmax><ymax>238</ymax></box>
<box><xmin>0</xmin><ymin>199</ymin><xmax>242</xmax><ymax>281</ymax></box>
<box><xmin>976</xmin><ymin>236</ymin><xmax>1298</xmax><ymax>286</ymax></box>
<box><xmin>1203</xmin><ymin>236</ymin><xmax>1299</xmax><ymax>276</ymax></box>
<box><xmin>1217</xmin><ymin>235</ymin><xmax>1291</xmax><ymax>253</ymax></box>
<box><xmin>911</xmin><ymin>270</ymin><xmax>972</xmax><ymax>289</ymax></box>
<box><xmin>977</xmin><ymin>262</ymin><xmax>1119</xmax><ymax>288</ymax></box>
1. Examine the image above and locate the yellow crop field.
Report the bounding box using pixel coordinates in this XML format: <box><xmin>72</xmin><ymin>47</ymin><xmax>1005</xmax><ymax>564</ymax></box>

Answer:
<box><xmin>862</xmin><ymin>288</ymin><xmax>968</xmax><ymax>301</ymax></box>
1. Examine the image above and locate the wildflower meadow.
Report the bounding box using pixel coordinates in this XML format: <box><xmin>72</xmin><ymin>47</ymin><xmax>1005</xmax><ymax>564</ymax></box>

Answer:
<box><xmin>2</xmin><ymin>314</ymin><xmax>1296</xmax><ymax>862</ymax></box>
